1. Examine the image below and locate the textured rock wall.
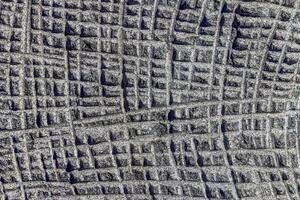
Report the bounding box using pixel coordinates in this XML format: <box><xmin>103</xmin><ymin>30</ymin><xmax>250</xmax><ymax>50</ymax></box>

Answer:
<box><xmin>0</xmin><ymin>0</ymin><xmax>300</xmax><ymax>199</ymax></box>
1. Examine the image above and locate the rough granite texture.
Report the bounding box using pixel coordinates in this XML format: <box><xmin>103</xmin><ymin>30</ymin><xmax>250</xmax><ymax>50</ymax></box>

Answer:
<box><xmin>1</xmin><ymin>0</ymin><xmax>300</xmax><ymax>199</ymax></box>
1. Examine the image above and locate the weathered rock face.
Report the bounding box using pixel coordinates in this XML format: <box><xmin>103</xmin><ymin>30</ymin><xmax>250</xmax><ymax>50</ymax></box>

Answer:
<box><xmin>0</xmin><ymin>0</ymin><xmax>300</xmax><ymax>199</ymax></box>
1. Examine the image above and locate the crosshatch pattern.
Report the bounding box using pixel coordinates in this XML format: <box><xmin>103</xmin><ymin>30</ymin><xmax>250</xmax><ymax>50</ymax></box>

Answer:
<box><xmin>1</xmin><ymin>0</ymin><xmax>300</xmax><ymax>199</ymax></box>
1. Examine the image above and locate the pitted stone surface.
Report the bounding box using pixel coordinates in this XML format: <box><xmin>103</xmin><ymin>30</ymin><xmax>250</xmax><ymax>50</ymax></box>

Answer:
<box><xmin>1</xmin><ymin>0</ymin><xmax>300</xmax><ymax>199</ymax></box>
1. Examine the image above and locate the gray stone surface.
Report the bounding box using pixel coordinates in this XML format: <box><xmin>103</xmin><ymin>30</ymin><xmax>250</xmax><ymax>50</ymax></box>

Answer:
<box><xmin>0</xmin><ymin>0</ymin><xmax>300</xmax><ymax>199</ymax></box>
